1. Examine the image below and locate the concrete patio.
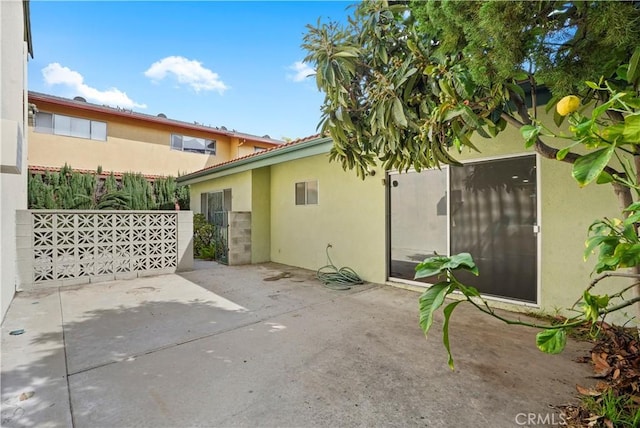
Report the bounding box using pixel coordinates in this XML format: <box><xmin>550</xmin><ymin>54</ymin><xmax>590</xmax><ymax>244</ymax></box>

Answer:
<box><xmin>2</xmin><ymin>261</ymin><xmax>593</xmax><ymax>427</ymax></box>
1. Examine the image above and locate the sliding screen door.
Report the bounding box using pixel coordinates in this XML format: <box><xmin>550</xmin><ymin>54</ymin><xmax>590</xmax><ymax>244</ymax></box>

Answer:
<box><xmin>388</xmin><ymin>155</ymin><xmax>538</xmax><ymax>303</ymax></box>
<box><xmin>449</xmin><ymin>157</ymin><xmax>537</xmax><ymax>302</ymax></box>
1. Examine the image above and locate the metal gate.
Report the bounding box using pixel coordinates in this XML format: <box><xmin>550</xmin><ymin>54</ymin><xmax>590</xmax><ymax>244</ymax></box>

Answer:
<box><xmin>211</xmin><ymin>211</ymin><xmax>229</xmax><ymax>264</ymax></box>
<box><xmin>203</xmin><ymin>190</ymin><xmax>230</xmax><ymax>264</ymax></box>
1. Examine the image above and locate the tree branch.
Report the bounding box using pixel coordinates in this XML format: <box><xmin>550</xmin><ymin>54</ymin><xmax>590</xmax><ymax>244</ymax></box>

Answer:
<box><xmin>500</xmin><ymin>112</ymin><xmax>524</xmax><ymax>128</ymax></box>
<box><xmin>507</xmin><ymin>90</ymin><xmax>623</xmax><ymax>177</ymax></box>
<box><xmin>572</xmin><ymin>271</ymin><xmax>640</xmax><ymax>308</ymax></box>
<box><xmin>601</xmin><ymin>295</ymin><xmax>640</xmax><ymax>314</ymax></box>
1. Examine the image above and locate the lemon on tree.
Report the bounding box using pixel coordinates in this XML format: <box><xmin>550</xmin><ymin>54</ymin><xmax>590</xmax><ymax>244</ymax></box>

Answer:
<box><xmin>556</xmin><ymin>95</ymin><xmax>581</xmax><ymax>116</ymax></box>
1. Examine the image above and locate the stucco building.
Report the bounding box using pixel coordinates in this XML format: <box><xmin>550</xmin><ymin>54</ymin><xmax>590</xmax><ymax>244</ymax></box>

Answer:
<box><xmin>178</xmin><ymin>127</ymin><xmax>628</xmax><ymax>320</ymax></box>
<box><xmin>1</xmin><ymin>0</ymin><xmax>33</xmax><ymax>320</ymax></box>
<box><xmin>27</xmin><ymin>91</ymin><xmax>283</xmax><ymax>177</ymax></box>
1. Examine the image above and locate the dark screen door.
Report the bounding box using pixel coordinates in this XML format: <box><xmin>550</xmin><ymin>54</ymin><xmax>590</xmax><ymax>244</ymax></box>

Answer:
<box><xmin>449</xmin><ymin>156</ymin><xmax>537</xmax><ymax>302</ymax></box>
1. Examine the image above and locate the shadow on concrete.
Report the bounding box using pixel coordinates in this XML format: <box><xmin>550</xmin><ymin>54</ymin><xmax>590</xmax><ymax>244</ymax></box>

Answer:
<box><xmin>2</xmin><ymin>296</ymin><xmax>249</xmax><ymax>427</ymax></box>
<box><xmin>2</xmin><ymin>264</ymin><xmax>598</xmax><ymax>428</ymax></box>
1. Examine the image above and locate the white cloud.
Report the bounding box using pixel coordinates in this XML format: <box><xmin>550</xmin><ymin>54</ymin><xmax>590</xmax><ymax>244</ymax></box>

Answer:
<box><xmin>144</xmin><ymin>56</ymin><xmax>228</xmax><ymax>94</ymax></box>
<box><xmin>287</xmin><ymin>61</ymin><xmax>315</xmax><ymax>82</ymax></box>
<box><xmin>42</xmin><ymin>63</ymin><xmax>147</xmax><ymax>109</ymax></box>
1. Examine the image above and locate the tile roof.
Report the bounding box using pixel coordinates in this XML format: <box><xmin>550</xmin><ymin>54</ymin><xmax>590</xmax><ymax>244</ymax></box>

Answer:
<box><xmin>28</xmin><ymin>91</ymin><xmax>284</xmax><ymax>146</ymax></box>
<box><xmin>29</xmin><ymin>165</ymin><xmax>167</xmax><ymax>181</ymax></box>
<box><xmin>180</xmin><ymin>133</ymin><xmax>325</xmax><ymax>179</ymax></box>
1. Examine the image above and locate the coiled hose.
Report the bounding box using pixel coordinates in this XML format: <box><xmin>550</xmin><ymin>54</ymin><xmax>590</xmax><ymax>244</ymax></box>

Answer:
<box><xmin>316</xmin><ymin>244</ymin><xmax>364</xmax><ymax>290</ymax></box>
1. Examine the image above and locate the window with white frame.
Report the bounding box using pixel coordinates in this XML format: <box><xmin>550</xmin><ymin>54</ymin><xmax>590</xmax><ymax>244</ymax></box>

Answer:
<box><xmin>295</xmin><ymin>180</ymin><xmax>318</xmax><ymax>205</ymax></box>
<box><xmin>254</xmin><ymin>146</ymin><xmax>266</xmax><ymax>153</ymax></box>
<box><xmin>171</xmin><ymin>134</ymin><xmax>216</xmax><ymax>155</ymax></box>
<box><xmin>34</xmin><ymin>112</ymin><xmax>107</xmax><ymax>141</ymax></box>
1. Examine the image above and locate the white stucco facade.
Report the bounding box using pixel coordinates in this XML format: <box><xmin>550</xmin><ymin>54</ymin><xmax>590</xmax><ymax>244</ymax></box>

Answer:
<box><xmin>1</xmin><ymin>0</ymin><xmax>31</xmax><ymax>320</ymax></box>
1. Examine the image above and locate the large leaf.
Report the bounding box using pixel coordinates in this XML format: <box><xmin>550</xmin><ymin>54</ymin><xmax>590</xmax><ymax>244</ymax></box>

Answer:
<box><xmin>572</xmin><ymin>145</ymin><xmax>615</xmax><ymax>187</ymax></box>
<box><xmin>418</xmin><ymin>282</ymin><xmax>450</xmax><ymax>337</ymax></box>
<box><xmin>623</xmin><ymin>113</ymin><xmax>640</xmax><ymax>143</ymax></box>
<box><xmin>415</xmin><ymin>253</ymin><xmax>478</xmax><ymax>279</ymax></box>
<box><xmin>535</xmin><ymin>328</ymin><xmax>566</xmax><ymax>354</ymax></box>
<box><xmin>442</xmin><ymin>301</ymin><xmax>461</xmax><ymax>370</ymax></box>
<box><xmin>392</xmin><ymin>97</ymin><xmax>407</xmax><ymax>127</ymax></box>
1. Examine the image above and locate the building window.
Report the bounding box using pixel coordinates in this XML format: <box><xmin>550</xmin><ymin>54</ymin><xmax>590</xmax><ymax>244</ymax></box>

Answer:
<box><xmin>34</xmin><ymin>112</ymin><xmax>107</xmax><ymax>141</ymax></box>
<box><xmin>171</xmin><ymin>134</ymin><xmax>216</xmax><ymax>155</ymax></box>
<box><xmin>295</xmin><ymin>180</ymin><xmax>318</xmax><ymax>205</ymax></box>
<box><xmin>254</xmin><ymin>146</ymin><xmax>266</xmax><ymax>153</ymax></box>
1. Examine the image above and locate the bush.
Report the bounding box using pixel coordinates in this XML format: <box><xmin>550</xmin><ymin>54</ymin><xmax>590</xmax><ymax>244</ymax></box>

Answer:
<box><xmin>193</xmin><ymin>214</ymin><xmax>215</xmax><ymax>257</ymax></box>
<box><xmin>199</xmin><ymin>243</ymin><xmax>217</xmax><ymax>260</ymax></box>
<box><xmin>27</xmin><ymin>165</ymin><xmax>190</xmax><ymax>210</ymax></box>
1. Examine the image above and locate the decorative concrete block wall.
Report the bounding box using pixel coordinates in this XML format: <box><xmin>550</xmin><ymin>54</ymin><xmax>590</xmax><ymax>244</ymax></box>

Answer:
<box><xmin>228</xmin><ymin>211</ymin><xmax>251</xmax><ymax>265</ymax></box>
<box><xmin>16</xmin><ymin>210</ymin><xmax>193</xmax><ymax>289</ymax></box>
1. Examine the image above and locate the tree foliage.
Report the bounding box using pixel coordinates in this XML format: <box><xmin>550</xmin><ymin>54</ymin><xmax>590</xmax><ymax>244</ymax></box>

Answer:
<box><xmin>411</xmin><ymin>1</ymin><xmax>639</xmax><ymax>95</ymax></box>
<box><xmin>302</xmin><ymin>0</ymin><xmax>640</xmax><ymax>178</ymax></box>
<box><xmin>303</xmin><ymin>0</ymin><xmax>640</xmax><ymax>368</ymax></box>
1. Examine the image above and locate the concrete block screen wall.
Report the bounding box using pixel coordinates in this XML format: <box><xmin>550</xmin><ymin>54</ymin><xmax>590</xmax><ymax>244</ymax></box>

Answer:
<box><xmin>16</xmin><ymin>210</ymin><xmax>193</xmax><ymax>289</ymax></box>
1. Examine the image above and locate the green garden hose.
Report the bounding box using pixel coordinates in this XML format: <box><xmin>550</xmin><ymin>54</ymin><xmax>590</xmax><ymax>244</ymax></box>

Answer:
<box><xmin>316</xmin><ymin>244</ymin><xmax>364</xmax><ymax>290</ymax></box>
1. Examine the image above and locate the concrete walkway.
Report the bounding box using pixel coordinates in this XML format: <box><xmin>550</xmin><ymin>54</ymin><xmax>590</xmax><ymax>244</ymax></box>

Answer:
<box><xmin>1</xmin><ymin>262</ymin><xmax>593</xmax><ymax>427</ymax></box>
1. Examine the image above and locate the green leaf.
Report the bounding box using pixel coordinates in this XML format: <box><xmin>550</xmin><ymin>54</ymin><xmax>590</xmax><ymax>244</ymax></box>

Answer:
<box><xmin>545</xmin><ymin>94</ymin><xmax>561</xmax><ymax>114</ymax></box>
<box><xmin>333</xmin><ymin>50</ymin><xmax>359</xmax><ymax>58</ymax></box>
<box><xmin>446</xmin><ymin>253</ymin><xmax>479</xmax><ymax>274</ymax></box>
<box><xmin>458</xmin><ymin>284</ymin><xmax>481</xmax><ymax>298</ymax></box>
<box><xmin>506</xmin><ymin>83</ymin><xmax>525</xmax><ymax>101</ymax></box>
<box><xmin>520</xmin><ymin>124</ymin><xmax>540</xmax><ymax>148</ymax></box>
<box><xmin>418</xmin><ymin>282</ymin><xmax>450</xmax><ymax>337</ymax></box>
<box><xmin>443</xmin><ymin>107</ymin><xmax>464</xmax><ymax>121</ymax></box>
<box><xmin>392</xmin><ymin>97</ymin><xmax>407</xmax><ymax>127</ymax></box>
<box><xmin>442</xmin><ymin>301</ymin><xmax>461</xmax><ymax>370</ymax></box>
<box><xmin>553</xmin><ymin>108</ymin><xmax>565</xmax><ymax>127</ymax></box>
<box><xmin>628</xmin><ymin>46</ymin><xmax>640</xmax><ymax>85</ymax></box>
<box><xmin>595</xmin><ymin>171</ymin><xmax>614</xmax><ymax>184</ymax></box>
<box><xmin>623</xmin><ymin>113</ymin><xmax>640</xmax><ymax>143</ymax></box>
<box><xmin>583</xmin><ymin>292</ymin><xmax>601</xmax><ymax>323</ymax></box>
<box><xmin>556</xmin><ymin>147</ymin><xmax>570</xmax><ymax>161</ymax></box>
<box><xmin>601</xmin><ymin>123</ymin><xmax>625</xmax><ymax>142</ymax></box>
<box><xmin>592</xmin><ymin>92</ymin><xmax>625</xmax><ymax>119</ymax></box>
<box><xmin>513</xmin><ymin>71</ymin><xmax>528</xmax><ymax>81</ymax></box>
<box><xmin>572</xmin><ymin>146</ymin><xmax>615</xmax><ymax>187</ymax></box>
<box><xmin>585</xmin><ymin>81</ymin><xmax>600</xmax><ymax>90</ymax></box>
<box><xmin>535</xmin><ymin>329</ymin><xmax>566</xmax><ymax>354</ymax></box>
<box><xmin>624</xmin><ymin>201</ymin><xmax>640</xmax><ymax>212</ymax></box>
<box><xmin>584</xmin><ymin>235</ymin><xmax>618</xmax><ymax>260</ymax></box>
<box><xmin>415</xmin><ymin>253</ymin><xmax>478</xmax><ymax>279</ymax></box>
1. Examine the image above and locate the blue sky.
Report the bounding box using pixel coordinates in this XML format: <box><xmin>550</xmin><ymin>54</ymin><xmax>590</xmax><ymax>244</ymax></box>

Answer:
<box><xmin>28</xmin><ymin>1</ymin><xmax>355</xmax><ymax>141</ymax></box>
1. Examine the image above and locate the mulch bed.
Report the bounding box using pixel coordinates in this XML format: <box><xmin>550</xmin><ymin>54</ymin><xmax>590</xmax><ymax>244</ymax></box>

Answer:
<box><xmin>561</xmin><ymin>323</ymin><xmax>640</xmax><ymax>427</ymax></box>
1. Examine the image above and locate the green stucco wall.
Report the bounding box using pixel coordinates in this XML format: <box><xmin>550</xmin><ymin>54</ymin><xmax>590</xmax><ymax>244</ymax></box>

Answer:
<box><xmin>453</xmin><ymin>120</ymin><xmax>626</xmax><ymax>318</ymax></box>
<box><xmin>270</xmin><ymin>153</ymin><xmax>387</xmax><ymax>283</ymax></box>
<box><xmin>251</xmin><ymin>167</ymin><xmax>271</xmax><ymax>263</ymax></box>
<box><xmin>188</xmin><ymin>127</ymin><xmax>632</xmax><ymax>323</ymax></box>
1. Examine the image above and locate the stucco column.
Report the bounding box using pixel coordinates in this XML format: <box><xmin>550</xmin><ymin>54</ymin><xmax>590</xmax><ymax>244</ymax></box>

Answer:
<box><xmin>15</xmin><ymin>210</ymin><xmax>33</xmax><ymax>290</ymax></box>
<box><xmin>176</xmin><ymin>210</ymin><xmax>194</xmax><ymax>271</ymax></box>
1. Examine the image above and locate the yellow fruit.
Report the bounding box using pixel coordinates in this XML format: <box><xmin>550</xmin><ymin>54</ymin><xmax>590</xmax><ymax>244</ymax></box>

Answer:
<box><xmin>556</xmin><ymin>95</ymin><xmax>580</xmax><ymax>116</ymax></box>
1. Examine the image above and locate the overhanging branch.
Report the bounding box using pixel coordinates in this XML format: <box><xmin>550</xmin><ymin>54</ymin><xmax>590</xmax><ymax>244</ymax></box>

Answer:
<box><xmin>506</xmin><ymin>90</ymin><xmax>622</xmax><ymax>177</ymax></box>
